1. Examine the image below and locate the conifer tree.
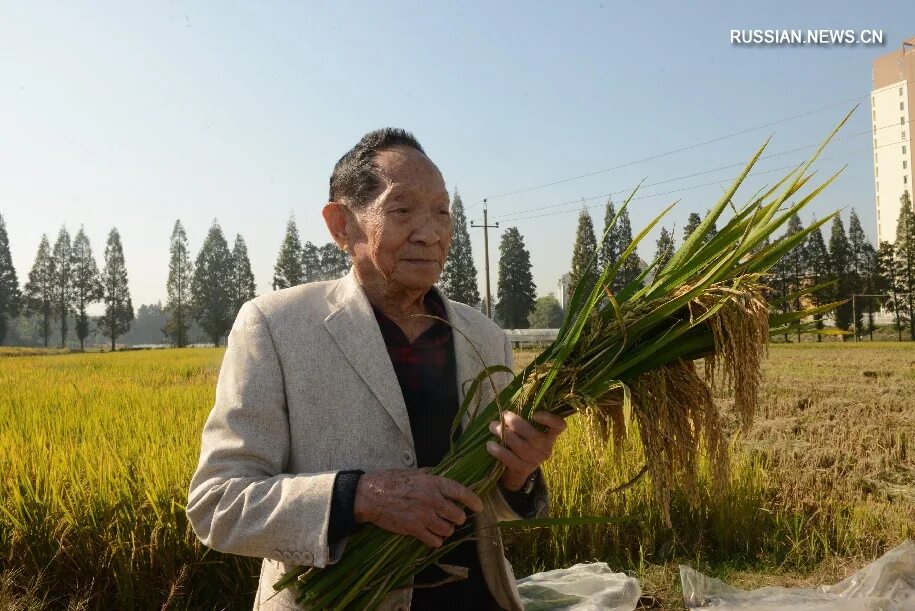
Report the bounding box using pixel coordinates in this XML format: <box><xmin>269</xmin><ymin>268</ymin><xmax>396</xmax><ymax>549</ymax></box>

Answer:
<box><xmin>51</xmin><ymin>227</ymin><xmax>74</xmax><ymax>347</ymax></box>
<box><xmin>230</xmin><ymin>234</ymin><xmax>257</xmax><ymax>318</ymax></box>
<box><xmin>876</xmin><ymin>241</ymin><xmax>904</xmax><ymax>341</ymax></box>
<box><xmin>652</xmin><ymin>226</ymin><xmax>675</xmax><ymax>280</ymax></box>
<box><xmin>318</xmin><ymin>242</ymin><xmax>350</xmax><ymax>281</ymax></box>
<box><xmin>683</xmin><ymin>212</ymin><xmax>702</xmax><ymax>243</ymax></box>
<box><xmin>439</xmin><ymin>190</ymin><xmax>481</xmax><ymax>306</ymax></box>
<box><xmin>614</xmin><ymin>207</ymin><xmax>642</xmax><ymax>292</ymax></box>
<box><xmin>301</xmin><ymin>241</ymin><xmax>321</xmax><ymax>284</ymax></box>
<box><xmin>783</xmin><ymin>213</ymin><xmax>806</xmax><ymax>341</ymax></box>
<box><xmin>847</xmin><ymin>210</ymin><xmax>876</xmax><ymax>338</ymax></box>
<box><xmin>98</xmin><ymin>228</ymin><xmax>134</xmax><ymax>350</ymax></box>
<box><xmin>894</xmin><ymin>192</ymin><xmax>915</xmax><ymax>340</ymax></box>
<box><xmin>598</xmin><ymin>198</ymin><xmax>620</xmax><ymax>273</ymax></box>
<box><xmin>828</xmin><ymin>215</ymin><xmax>853</xmax><ymax>336</ymax></box>
<box><xmin>569</xmin><ymin>209</ymin><xmax>598</xmax><ymax>298</ymax></box>
<box><xmin>804</xmin><ymin>223</ymin><xmax>831</xmax><ymax>341</ymax></box>
<box><xmin>191</xmin><ymin>220</ymin><xmax>234</xmax><ymax>347</ymax></box>
<box><xmin>495</xmin><ymin>227</ymin><xmax>536</xmax><ymax>329</ymax></box>
<box><xmin>164</xmin><ymin>220</ymin><xmax>194</xmax><ymax>347</ymax></box>
<box><xmin>69</xmin><ymin>226</ymin><xmax>103</xmax><ymax>350</ymax></box>
<box><xmin>273</xmin><ymin>216</ymin><xmax>304</xmax><ymax>290</ymax></box>
<box><xmin>24</xmin><ymin>235</ymin><xmax>55</xmax><ymax>347</ymax></box>
<box><xmin>0</xmin><ymin>213</ymin><xmax>21</xmax><ymax>345</ymax></box>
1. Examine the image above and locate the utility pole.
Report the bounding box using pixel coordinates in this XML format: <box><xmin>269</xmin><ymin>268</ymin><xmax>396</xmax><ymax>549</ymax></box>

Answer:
<box><xmin>471</xmin><ymin>198</ymin><xmax>499</xmax><ymax>318</ymax></box>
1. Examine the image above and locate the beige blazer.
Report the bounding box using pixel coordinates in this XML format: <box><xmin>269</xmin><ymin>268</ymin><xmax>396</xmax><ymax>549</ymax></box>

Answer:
<box><xmin>186</xmin><ymin>270</ymin><xmax>548</xmax><ymax>610</ymax></box>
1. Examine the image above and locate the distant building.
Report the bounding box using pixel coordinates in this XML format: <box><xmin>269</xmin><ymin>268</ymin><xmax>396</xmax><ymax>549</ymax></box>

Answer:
<box><xmin>557</xmin><ymin>273</ymin><xmax>571</xmax><ymax>310</ymax></box>
<box><xmin>872</xmin><ymin>37</ymin><xmax>915</xmax><ymax>244</ymax></box>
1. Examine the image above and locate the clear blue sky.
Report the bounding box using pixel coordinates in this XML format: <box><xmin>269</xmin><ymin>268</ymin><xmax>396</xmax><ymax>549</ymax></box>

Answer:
<box><xmin>3</xmin><ymin>1</ymin><xmax>913</xmax><ymax>315</ymax></box>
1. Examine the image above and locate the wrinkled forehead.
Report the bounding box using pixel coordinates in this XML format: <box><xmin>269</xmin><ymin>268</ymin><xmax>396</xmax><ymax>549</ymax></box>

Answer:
<box><xmin>374</xmin><ymin>146</ymin><xmax>446</xmax><ymax>191</ymax></box>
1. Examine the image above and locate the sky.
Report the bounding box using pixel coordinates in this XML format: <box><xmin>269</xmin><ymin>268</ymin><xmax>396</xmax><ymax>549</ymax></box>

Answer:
<box><xmin>3</xmin><ymin>1</ymin><xmax>914</xmax><ymax>316</ymax></box>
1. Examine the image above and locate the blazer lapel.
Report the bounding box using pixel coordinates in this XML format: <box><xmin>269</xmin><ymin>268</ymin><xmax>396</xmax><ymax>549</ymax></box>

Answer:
<box><xmin>323</xmin><ymin>272</ymin><xmax>414</xmax><ymax>448</ymax></box>
<box><xmin>439</xmin><ymin>292</ymin><xmax>493</xmax><ymax>431</ymax></box>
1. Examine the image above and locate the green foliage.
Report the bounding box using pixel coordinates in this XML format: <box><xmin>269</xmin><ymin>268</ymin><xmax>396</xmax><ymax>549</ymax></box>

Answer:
<box><xmin>770</xmin><ymin>213</ymin><xmax>805</xmax><ymax>341</ymax></box>
<box><xmin>598</xmin><ymin>199</ymin><xmax>620</xmax><ymax>273</ymax></box>
<box><xmin>683</xmin><ymin>212</ymin><xmax>702</xmax><ymax>243</ymax></box>
<box><xmin>23</xmin><ymin>234</ymin><xmax>55</xmax><ymax>347</ymax></box>
<box><xmin>0</xmin><ymin>213</ymin><xmax>22</xmax><ymax>345</ymax></box>
<box><xmin>876</xmin><ymin>241</ymin><xmax>905</xmax><ymax>340</ymax></box>
<box><xmin>569</xmin><ymin>209</ymin><xmax>598</xmax><ymax>298</ymax></box>
<box><xmin>229</xmin><ymin>234</ymin><xmax>257</xmax><ymax>316</ymax></box>
<box><xmin>301</xmin><ymin>241</ymin><xmax>321</xmax><ymax>283</ymax></box>
<box><xmin>614</xmin><ymin>207</ymin><xmax>642</xmax><ymax>292</ymax></box>
<box><xmin>439</xmin><ymin>190</ymin><xmax>481</xmax><ymax>307</ymax></box>
<box><xmin>51</xmin><ymin>227</ymin><xmax>73</xmax><ymax>348</ymax></box>
<box><xmin>894</xmin><ymin>192</ymin><xmax>915</xmax><ymax>340</ymax></box>
<box><xmin>805</xmin><ymin>223</ymin><xmax>831</xmax><ymax>340</ymax></box>
<box><xmin>495</xmin><ymin>227</ymin><xmax>536</xmax><ymax>329</ymax></box>
<box><xmin>272</xmin><ymin>217</ymin><xmax>304</xmax><ymax>290</ymax></box>
<box><xmin>318</xmin><ymin>242</ymin><xmax>350</xmax><ymax>281</ymax></box>
<box><xmin>652</xmin><ymin>226</ymin><xmax>675</xmax><ymax>280</ymax></box>
<box><xmin>69</xmin><ymin>226</ymin><xmax>103</xmax><ymax>350</ymax></box>
<box><xmin>191</xmin><ymin>221</ymin><xmax>233</xmax><ymax>347</ymax></box>
<box><xmin>828</xmin><ymin>216</ymin><xmax>853</xmax><ymax>335</ymax></box>
<box><xmin>165</xmin><ymin>220</ymin><xmax>194</xmax><ymax>348</ymax></box>
<box><xmin>98</xmin><ymin>228</ymin><xmax>134</xmax><ymax>351</ymax></box>
<box><xmin>528</xmin><ymin>295</ymin><xmax>564</xmax><ymax>329</ymax></box>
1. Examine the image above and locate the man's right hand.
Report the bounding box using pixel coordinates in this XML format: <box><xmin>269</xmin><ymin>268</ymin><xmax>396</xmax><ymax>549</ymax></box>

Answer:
<box><xmin>353</xmin><ymin>469</ymin><xmax>484</xmax><ymax>548</ymax></box>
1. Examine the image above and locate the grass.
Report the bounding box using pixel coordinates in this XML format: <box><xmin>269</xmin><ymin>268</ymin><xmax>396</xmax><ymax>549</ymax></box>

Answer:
<box><xmin>0</xmin><ymin>343</ymin><xmax>913</xmax><ymax>608</ymax></box>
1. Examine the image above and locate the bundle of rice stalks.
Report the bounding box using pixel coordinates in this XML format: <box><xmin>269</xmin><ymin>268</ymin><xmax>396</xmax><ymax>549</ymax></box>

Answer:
<box><xmin>273</xmin><ymin>112</ymin><xmax>853</xmax><ymax>609</ymax></box>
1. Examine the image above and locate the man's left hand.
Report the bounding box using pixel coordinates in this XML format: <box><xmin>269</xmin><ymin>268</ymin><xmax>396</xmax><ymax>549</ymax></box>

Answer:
<box><xmin>486</xmin><ymin>411</ymin><xmax>567</xmax><ymax>492</ymax></box>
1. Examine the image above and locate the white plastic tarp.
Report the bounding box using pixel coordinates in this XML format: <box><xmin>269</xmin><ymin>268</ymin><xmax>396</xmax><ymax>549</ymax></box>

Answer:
<box><xmin>681</xmin><ymin>539</ymin><xmax>915</xmax><ymax>610</ymax></box>
<box><xmin>518</xmin><ymin>562</ymin><xmax>641</xmax><ymax>611</ymax></box>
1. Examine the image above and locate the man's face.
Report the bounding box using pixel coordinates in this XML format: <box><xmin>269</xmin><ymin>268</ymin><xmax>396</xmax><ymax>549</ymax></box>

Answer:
<box><xmin>347</xmin><ymin>146</ymin><xmax>452</xmax><ymax>292</ymax></box>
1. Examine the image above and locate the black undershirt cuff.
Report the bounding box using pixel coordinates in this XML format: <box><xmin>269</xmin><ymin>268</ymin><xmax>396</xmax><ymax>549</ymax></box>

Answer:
<box><xmin>328</xmin><ymin>469</ymin><xmax>365</xmax><ymax>545</ymax></box>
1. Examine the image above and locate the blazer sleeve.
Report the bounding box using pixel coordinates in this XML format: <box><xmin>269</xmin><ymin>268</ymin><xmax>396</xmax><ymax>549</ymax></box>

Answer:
<box><xmin>186</xmin><ymin>301</ymin><xmax>338</xmax><ymax>568</ymax></box>
<box><xmin>484</xmin><ymin>333</ymin><xmax>550</xmax><ymax>522</ymax></box>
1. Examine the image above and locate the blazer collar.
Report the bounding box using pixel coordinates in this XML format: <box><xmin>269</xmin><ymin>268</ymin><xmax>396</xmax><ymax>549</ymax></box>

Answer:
<box><xmin>323</xmin><ymin>270</ymin><xmax>488</xmax><ymax>445</ymax></box>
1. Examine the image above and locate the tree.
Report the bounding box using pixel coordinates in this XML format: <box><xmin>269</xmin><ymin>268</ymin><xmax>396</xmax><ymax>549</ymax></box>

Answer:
<box><xmin>828</xmin><ymin>215</ymin><xmax>853</xmax><ymax>337</ymax></box>
<box><xmin>273</xmin><ymin>216</ymin><xmax>304</xmax><ymax>290</ymax></box>
<box><xmin>652</xmin><ymin>226</ymin><xmax>675</xmax><ymax>280</ymax></box>
<box><xmin>191</xmin><ymin>220</ymin><xmax>234</xmax><ymax>347</ymax></box>
<box><xmin>319</xmin><ymin>243</ymin><xmax>350</xmax><ymax>281</ymax></box>
<box><xmin>847</xmin><ymin>210</ymin><xmax>877</xmax><ymax>338</ymax></box>
<box><xmin>98</xmin><ymin>228</ymin><xmax>134</xmax><ymax>350</ymax></box>
<box><xmin>783</xmin><ymin>213</ymin><xmax>806</xmax><ymax>341</ymax></box>
<box><xmin>24</xmin><ymin>235</ymin><xmax>55</xmax><ymax>347</ymax></box>
<box><xmin>164</xmin><ymin>220</ymin><xmax>194</xmax><ymax>347</ymax></box>
<box><xmin>876</xmin><ymin>241</ymin><xmax>904</xmax><ymax>341</ymax></box>
<box><xmin>528</xmin><ymin>294</ymin><xmax>564</xmax><ymax>329</ymax></box>
<box><xmin>805</xmin><ymin>223</ymin><xmax>831</xmax><ymax>341</ymax></box>
<box><xmin>0</xmin><ymin>213</ymin><xmax>22</xmax><ymax>345</ymax></box>
<box><xmin>569</xmin><ymin>209</ymin><xmax>598</xmax><ymax>299</ymax></box>
<box><xmin>598</xmin><ymin>198</ymin><xmax>620</xmax><ymax>273</ymax></box>
<box><xmin>614</xmin><ymin>206</ymin><xmax>642</xmax><ymax>293</ymax></box>
<box><xmin>301</xmin><ymin>241</ymin><xmax>321</xmax><ymax>284</ymax></box>
<box><xmin>495</xmin><ymin>227</ymin><xmax>536</xmax><ymax>329</ymax></box>
<box><xmin>69</xmin><ymin>226</ymin><xmax>103</xmax><ymax>350</ymax></box>
<box><xmin>683</xmin><ymin>212</ymin><xmax>702</xmax><ymax>243</ymax></box>
<box><xmin>894</xmin><ymin>192</ymin><xmax>915</xmax><ymax>340</ymax></box>
<box><xmin>439</xmin><ymin>190</ymin><xmax>480</xmax><ymax>307</ymax></box>
<box><xmin>51</xmin><ymin>227</ymin><xmax>74</xmax><ymax>347</ymax></box>
<box><xmin>229</xmin><ymin>233</ymin><xmax>257</xmax><ymax>317</ymax></box>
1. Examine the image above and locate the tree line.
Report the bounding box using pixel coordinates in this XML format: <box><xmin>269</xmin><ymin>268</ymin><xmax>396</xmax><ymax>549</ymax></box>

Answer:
<box><xmin>0</xmin><ymin>216</ymin><xmax>350</xmax><ymax>349</ymax></box>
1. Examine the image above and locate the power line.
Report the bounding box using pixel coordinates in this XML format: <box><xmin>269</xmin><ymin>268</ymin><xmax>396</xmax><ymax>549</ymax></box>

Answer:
<box><xmin>490</xmin><ymin>122</ymin><xmax>901</xmax><ymax>223</ymax></box>
<box><xmin>465</xmin><ymin>94</ymin><xmax>866</xmax><ymax>211</ymax></box>
<box><xmin>494</xmin><ymin>140</ymin><xmax>900</xmax><ymax>224</ymax></box>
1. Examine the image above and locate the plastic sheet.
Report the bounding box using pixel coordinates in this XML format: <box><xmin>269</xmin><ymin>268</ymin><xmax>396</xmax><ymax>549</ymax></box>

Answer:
<box><xmin>517</xmin><ymin>562</ymin><xmax>641</xmax><ymax>611</ymax></box>
<box><xmin>681</xmin><ymin>539</ymin><xmax>915</xmax><ymax>610</ymax></box>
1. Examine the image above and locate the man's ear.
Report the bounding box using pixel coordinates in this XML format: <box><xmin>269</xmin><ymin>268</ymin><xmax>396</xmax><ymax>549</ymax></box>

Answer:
<box><xmin>322</xmin><ymin>202</ymin><xmax>352</xmax><ymax>249</ymax></box>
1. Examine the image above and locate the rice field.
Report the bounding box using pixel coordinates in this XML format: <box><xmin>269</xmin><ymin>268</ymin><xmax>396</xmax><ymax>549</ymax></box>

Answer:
<box><xmin>1</xmin><ymin>343</ymin><xmax>913</xmax><ymax>609</ymax></box>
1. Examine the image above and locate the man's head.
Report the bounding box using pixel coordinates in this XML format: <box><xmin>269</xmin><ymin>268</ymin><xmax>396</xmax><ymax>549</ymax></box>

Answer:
<box><xmin>322</xmin><ymin>128</ymin><xmax>452</xmax><ymax>293</ymax></box>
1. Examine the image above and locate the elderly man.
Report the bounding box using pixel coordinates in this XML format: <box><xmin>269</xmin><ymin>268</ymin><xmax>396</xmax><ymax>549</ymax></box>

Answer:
<box><xmin>187</xmin><ymin>128</ymin><xmax>567</xmax><ymax>610</ymax></box>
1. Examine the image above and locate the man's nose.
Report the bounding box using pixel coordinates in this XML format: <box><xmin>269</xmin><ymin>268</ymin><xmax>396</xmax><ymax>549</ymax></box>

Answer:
<box><xmin>410</xmin><ymin>212</ymin><xmax>442</xmax><ymax>245</ymax></box>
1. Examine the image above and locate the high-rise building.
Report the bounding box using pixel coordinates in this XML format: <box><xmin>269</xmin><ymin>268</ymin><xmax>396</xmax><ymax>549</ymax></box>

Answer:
<box><xmin>872</xmin><ymin>37</ymin><xmax>915</xmax><ymax>244</ymax></box>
